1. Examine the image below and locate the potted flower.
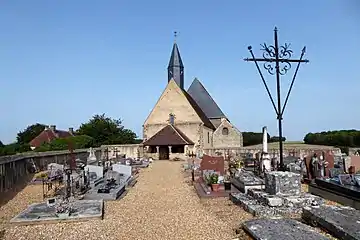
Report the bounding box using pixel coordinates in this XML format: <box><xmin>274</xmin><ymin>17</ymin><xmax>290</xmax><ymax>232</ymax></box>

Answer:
<box><xmin>223</xmin><ymin>173</ymin><xmax>231</xmax><ymax>191</ymax></box>
<box><xmin>210</xmin><ymin>173</ymin><xmax>220</xmax><ymax>192</ymax></box>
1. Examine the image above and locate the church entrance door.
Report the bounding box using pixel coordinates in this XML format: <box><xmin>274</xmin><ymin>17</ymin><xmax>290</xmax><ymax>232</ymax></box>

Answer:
<box><xmin>159</xmin><ymin>146</ymin><xmax>169</xmax><ymax>160</ymax></box>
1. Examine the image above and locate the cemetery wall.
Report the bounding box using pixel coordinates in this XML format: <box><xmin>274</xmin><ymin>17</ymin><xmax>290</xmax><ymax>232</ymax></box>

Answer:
<box><xmin>0</xmin><ymin>148</ymin><xmax>101</xmax><ymax>194</ymax></box>
<box><xmin>101</xmin><ymin>144</ymin><xmax>143</xmax><ymax>159</ymax></box>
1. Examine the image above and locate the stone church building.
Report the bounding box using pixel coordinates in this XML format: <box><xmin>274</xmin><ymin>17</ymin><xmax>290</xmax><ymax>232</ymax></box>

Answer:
<box><xmin>141</xmin><ymin>41</ymin><xmax>243</xmax><ymax>160</ymax></box>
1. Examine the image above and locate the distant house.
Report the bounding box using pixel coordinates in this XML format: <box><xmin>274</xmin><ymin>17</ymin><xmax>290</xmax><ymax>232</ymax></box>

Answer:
<box><xmin>29</xmin><ymin>125</ymin><xmax>74</xmax><ymax>150</ymax></box>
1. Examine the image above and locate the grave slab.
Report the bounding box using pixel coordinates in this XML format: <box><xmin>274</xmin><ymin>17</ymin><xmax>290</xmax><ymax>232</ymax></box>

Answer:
<box><xmin>302</xmin><ymin>205</ymin><xmax>360</xmax><ymax>240</ymax></box>
<box><xmin>10</xmin><ymin>200</ymin><xmax>103</xmax><ymax>226</ymax></box>
<box><xmin>231</xmin><ymin>170</ymin><xmax>264</xmax><ymax>194</ymax></box>
<box><xmin>243</xmin><ymin>218</ymin><xmax>330</xmax><ymax>240</ymax></box>
<box><xmin>230</xmin><ymin>191</ymin><xmax>324</xmax><ymax>218</ymax></box>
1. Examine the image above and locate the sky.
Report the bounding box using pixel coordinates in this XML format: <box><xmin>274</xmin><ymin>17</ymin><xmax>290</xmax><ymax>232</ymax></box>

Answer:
<box><xmin>0</xmin><ymin>0</ymin><xmax>359</xmax><ymax>144</ymax></box>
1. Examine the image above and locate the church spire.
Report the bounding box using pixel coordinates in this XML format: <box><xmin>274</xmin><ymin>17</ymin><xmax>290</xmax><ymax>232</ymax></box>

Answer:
<box><xmin>167</xmin><ymin>31</ymin><xmax>184</xmax><ymax>89</ymax></box>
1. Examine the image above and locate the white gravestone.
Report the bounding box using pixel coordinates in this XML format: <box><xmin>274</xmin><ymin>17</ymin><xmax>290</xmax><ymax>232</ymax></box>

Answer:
<box><xmin>261</xmin><ymin>126</ymin><xmax>271</xmax><ymax>172</ymax></box>
<box><xmin>85</xmin><ymin>165</ymin><xmax>104</xmax><ymax>179</ymax></box>
<box><xmin>112</xmin><ymin>164</ymin><xmax>132</xmax><ymax>177</ymax></box>
<box><xmin>87</xmin><ymin>147</ymin><xmax>97</xmax><ymax>163</ymax></box>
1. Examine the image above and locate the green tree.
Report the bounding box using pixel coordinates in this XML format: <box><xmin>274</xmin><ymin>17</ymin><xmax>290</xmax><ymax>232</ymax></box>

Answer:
<box><xmin>17</xmin><ymin>123</ymin><xmax>46</xmax><ymax>144</ymax></box>
<box><xmin>269</xmin><ymin>136</ymin><xmax>286</xmax><ymax>142</ymax></box>
<box><xmin>36</xmin><ymin>135</ymin><xmax>95</xmax><ymax>152</ymax></box>
<box><xmin>303</xmin><ymin>130</ymin><xmax>360</xmax><ymax>147</ymax></box>
<box><xmin>0</xmin><ymin>143</ymin><xmax>31</xmax><ymax>156</ymax></box>
<box><xmin>76</xmin><ymin>114</ymin><xmax>137</xmax><ymax>146</ymax></box>
<box><xmin>0</xmin><ymin>140</ymin><xmax>3</xmax><ymax>147</ymax></box>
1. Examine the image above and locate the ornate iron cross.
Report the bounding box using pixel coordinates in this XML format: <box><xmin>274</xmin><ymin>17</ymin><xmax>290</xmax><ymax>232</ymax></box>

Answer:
<box><xmin>244</xmin><ymin>27</ymin><xmax>309</xmax><ymax>171</ymax></box>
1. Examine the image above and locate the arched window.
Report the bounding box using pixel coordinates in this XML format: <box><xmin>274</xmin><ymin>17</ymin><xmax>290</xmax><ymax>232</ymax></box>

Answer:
<box><xmin>169</xmin><ymin>113</ymin><xmax>175</xmax><ymax>125</ymax></box>
<box><xmin>222</xmin><ymin>127</ymin><xmax>229</xmax><ymax>135</ymax></box>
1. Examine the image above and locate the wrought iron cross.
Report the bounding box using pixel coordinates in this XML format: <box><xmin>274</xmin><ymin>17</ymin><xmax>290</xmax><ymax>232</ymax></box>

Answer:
<box><xmin>244</xmin><ymin>27</ymin><xmax>309</xmax><ymax>171</ymax></box>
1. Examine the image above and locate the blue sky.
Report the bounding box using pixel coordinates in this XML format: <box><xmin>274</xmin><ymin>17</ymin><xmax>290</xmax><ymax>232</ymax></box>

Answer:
<box><xmin>0</xmin><ymin>0</ymin><xmax>359</xmax><ymax>144</ymax></box>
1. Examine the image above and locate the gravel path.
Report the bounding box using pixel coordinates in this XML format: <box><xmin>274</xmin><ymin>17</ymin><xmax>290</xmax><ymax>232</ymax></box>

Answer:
<box><xmin>1</xmin><ymin>161</ymin><xmax>252</xmax><ymax>240</ymax></box>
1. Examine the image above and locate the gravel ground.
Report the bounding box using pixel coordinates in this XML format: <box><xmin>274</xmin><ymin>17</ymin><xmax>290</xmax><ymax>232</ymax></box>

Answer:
<box><xmin>0</xmin><ymin>161</ymin><xmax>248</xmax><ymax>240</ymax></box>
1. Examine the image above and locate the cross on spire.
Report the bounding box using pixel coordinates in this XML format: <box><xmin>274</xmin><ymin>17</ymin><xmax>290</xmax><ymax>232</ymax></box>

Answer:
<box><xmin>174</xmin><ymin>31</ymin><xmax>178</xmax><ymax>42</ymax></box>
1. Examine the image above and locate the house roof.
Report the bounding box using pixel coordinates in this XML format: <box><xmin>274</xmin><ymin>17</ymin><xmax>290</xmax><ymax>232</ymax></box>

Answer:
<box><xmin>187</xmin><ymin>78</ymin><xmax>226</xmax><ymax>119</ymax></box>
<box><xmin>143</xmin><ymin>124</ymin><xmax>194</xmax><ymax>146</ymax></box>
<box><xmin>29</xmin><ymin>128</ymin><xmax>73</xmax><ymax>148</ymax></box>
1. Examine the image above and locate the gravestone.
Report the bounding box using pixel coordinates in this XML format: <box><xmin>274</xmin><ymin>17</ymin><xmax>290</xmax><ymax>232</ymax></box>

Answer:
<box><xmin>243</xmin><ymin>218</ymin><xmax>330</xmax><ymax>240</ymax></box>
<box><xmin>112</xmin><ymin>164</ymin><xmax>132</xmax><ymax>177</ymax></box>
<box><xmin>338</xmin><ymin>174</ymin><xmax>355</xmax><ymax>185</ymax></box>
<box><xmin>265</xmin><ymin>171</ymin><xmax>301</xmax><ymax>195</ymax></box>
<box><xmin>85</xmin><ymin>165</ymin><xmax>103</xmax><ymax>180</ymax></box>
<box><xmin>353</xmin><ymin>175</ymin><xmax>360</xmax><ymax>187</ymax></box>
<box><xmin>329</xmin><ymin>168</ymin><xmax>343</xmax><ymax>178</ymax></box>
<box><xmin>84</xmin><ymin>170</ymin><xmax>126</xmax><ymax>201</ymax></box>
<box><xmin>302</xmin><ymin>205</ymin><xmax>360</xmax><ymax>240</ymax></box>
<box><xmin>87</xmin><ymin>147</ymin><xmax>97</xmax><ymax>164</ymax></box>
<box><xmin>200</xmin><ymin>155</ymin><xmax>225</xmax><ymax>175</ymax></box>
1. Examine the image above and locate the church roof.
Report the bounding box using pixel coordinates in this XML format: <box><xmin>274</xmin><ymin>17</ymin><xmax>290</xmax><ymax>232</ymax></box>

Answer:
<box><xmin>168</xmin><ymin>43</ymin><xmax>184</xmax><ymax>68</ymax></box>
<box><xmin>143</xmin><ymin>124</ymin><xmax>194</xmax><ymax>146</ymax></box>
<box><xmin>182</xmin><ymin>89</ymin><xmax>215</xmax><ymax>129</ymax></box>
<box><xmin>187</xmin><ymin>78</ymin><xmax>226</xmax><ymax>119</ymax></box>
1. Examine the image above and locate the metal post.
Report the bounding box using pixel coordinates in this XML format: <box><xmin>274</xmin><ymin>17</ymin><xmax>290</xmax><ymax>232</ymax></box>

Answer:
<box><xmin>244</xmin><ymin>27</ymin><xmax>309</xmax><ymax>171</ymax></box>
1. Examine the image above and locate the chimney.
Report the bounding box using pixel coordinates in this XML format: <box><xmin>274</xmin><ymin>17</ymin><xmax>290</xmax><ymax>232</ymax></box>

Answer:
<box><xmin>262</xmin><ymin>126</ymin><xmax>268</xmax><ymax>153</ymax></box>
<box><xmin>69</xmin><ymin>127</ymin><xmax>74</xmax><ymax>135</ymax></box>
<box><xmin>50</xmin><ymin>125</ymin><xmax>56</xmax><ymax>132</ymax></box>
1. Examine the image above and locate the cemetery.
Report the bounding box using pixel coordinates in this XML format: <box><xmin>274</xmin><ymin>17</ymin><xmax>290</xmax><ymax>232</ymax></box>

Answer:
<box><xmin>182</xmin><ymin>125</ymin><xmax>360</xmax><ymax>239</ymax></box>
<box><xmin>6</xmin><ymin>147</ymin><xmax>149</xmax><ymax>226</ymax></box>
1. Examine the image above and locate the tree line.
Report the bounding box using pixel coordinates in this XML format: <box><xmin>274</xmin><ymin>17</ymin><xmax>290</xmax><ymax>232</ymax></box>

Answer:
<box><xmin>303</xmin><ymin>130</ymin><xmax>360</xmax><ymax>148</ymax></box>
<box><xmin>0</xmin><ymin>114</ymin><xmax>140</xmax><ymax>156</ymax></box>
<box><xmin>242</xmin><ymin>132</ymin><xmax>286</xmax><ymax>147</ymax></box>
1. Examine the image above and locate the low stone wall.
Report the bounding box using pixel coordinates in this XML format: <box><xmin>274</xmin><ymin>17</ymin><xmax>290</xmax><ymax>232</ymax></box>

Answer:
<box><xmin>0</xmin><ymin>148</ymin><xmax>101</xmax><ymax>194</ymax></box>
<box><xmin>100</xmin><ymin>144</ymin><xmax>143</xmax><ymax>159</ymax></box>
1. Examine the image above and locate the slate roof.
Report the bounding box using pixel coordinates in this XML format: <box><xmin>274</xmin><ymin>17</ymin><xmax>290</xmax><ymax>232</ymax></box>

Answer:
<box><xmin>182</xmin><ymin>89</ymin><xmax>215</xmax><ymax>130</ymax></box>
<box><xmin>187</xmin><ymin>78</ymin><xmax>226</xmax><ymax>119</ymax></box>
<box><xmin>168</xmin><ymin>43</ymin><xmax>184</xmax><ymax>68</ymax></box>
<box><xmin>143</xmin><ymin>124</ymin><xmax>194</xmax><ymax>146</ymax></box>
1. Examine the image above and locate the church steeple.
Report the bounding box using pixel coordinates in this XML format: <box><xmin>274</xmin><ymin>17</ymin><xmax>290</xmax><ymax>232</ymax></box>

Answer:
<box><xmin>167</xmin><ymin>32</ymin><xmax>184</xmax><ymax>89</ymax></box>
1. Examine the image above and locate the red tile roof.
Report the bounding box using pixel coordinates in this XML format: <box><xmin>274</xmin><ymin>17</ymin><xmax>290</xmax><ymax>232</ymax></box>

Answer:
<box><xmin>143</xmin><ymin>124</ymin><xmax>194</xmax><ymax>146</ymax></box>
<box><xmin>29</xmin><ymin>128</ymin><xmax>74</xmax><ymax>148</ymax></box>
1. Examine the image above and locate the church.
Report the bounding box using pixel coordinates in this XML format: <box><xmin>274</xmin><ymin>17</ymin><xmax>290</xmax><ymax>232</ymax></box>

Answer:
<box><xmin>142</xmin><ymin>40</ymin><xmax>243</xmax><ymax>160</ymax></box>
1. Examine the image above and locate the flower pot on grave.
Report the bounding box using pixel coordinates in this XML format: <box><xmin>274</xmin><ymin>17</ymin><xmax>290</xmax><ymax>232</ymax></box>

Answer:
<box><xmin>211</xmin><ymin>183</ymin><xmax>220</xmax><ymax>192</ymax></box>
<box><xmin>224</xmin><ymin>181</ymin><xmax>231</xmax><ymax>191</ymax></box>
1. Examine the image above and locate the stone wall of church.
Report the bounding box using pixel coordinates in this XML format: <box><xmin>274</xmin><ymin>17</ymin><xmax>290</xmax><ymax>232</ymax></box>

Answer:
<box><xmin>143</xmin><ymin>124</ymin><xmax>166</xmax><ymax>141</ymax></box>
<box><xmin>202</xmin><ymin>126</ymin><xmax>214</xmax><ymax>149</ymax></box>
<box><xmin>212</xmin><ymin>120</ymin><xmax>243</xmax><ymax>149</ymax></box>
<box><xmin>173</xmin><ymin>122</ymin><xmax>202</xmax><ymax>150</ymax></box>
